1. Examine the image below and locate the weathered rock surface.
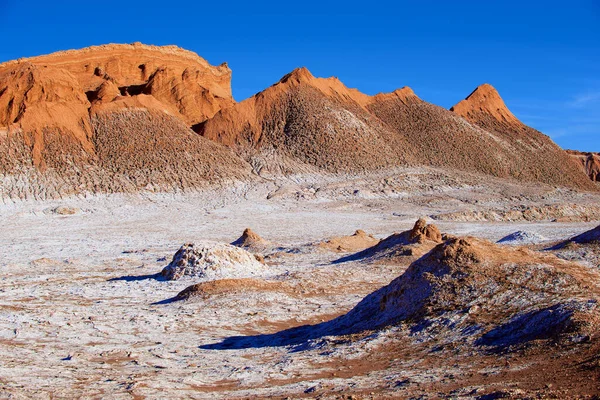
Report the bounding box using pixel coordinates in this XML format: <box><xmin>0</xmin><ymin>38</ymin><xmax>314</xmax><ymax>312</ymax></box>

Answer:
<box><xmin>0</xmin><ymin>43</ymin><xmax>249</xmax><ymax>199</ymax></box>
<box><xmin>567</xmin><ymin>150</ymin><xmax>600</xmax><ymax>182</ymax></box>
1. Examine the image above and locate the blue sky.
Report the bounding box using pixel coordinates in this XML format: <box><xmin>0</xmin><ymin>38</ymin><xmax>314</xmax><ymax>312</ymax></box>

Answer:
<box><xmin>0</xmin><ymin>0</ymin><xmax>598</xmax><ymax>151</ymax></box>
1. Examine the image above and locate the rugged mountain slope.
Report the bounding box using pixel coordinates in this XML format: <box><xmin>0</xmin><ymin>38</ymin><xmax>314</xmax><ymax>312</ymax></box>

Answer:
<box><xmin>0</xmin><ymin>44</ymin><xmax>595</xmax><ymax>197</ymax></box>
<box><xmin>567</xmin><ymin>150</ymin><xmax>600</xmax><ymax>182</ymax></box>
<box><xmin>0</xmin><ymin>43</ymin><xmax>249</xmax><ymax>199</ymax></box>
<box><xmin>201</xmin><ymin>68</ymin><xmax>594</xmax><ymax>189</ymax></box>
<box><xmin>2</xmin><ymin>43</ymin><xmax>233</xmax><ymax>125</ymax></box>
<box><xmin>199</xmin><ymin>68</ymin><xmax>414</xmax><ymax>175</ymax></box>
<box><xmin>450</xmin><ymin>84</ymin><xmax>593</xmax><ymax>188</ymax></box>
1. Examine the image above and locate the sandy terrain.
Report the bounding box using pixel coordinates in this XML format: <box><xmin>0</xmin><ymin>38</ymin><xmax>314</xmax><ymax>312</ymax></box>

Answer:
<box><xmin>0</xmin><ymin>168</ymin><xmax>599</xmax><ymax>398</ymax></box>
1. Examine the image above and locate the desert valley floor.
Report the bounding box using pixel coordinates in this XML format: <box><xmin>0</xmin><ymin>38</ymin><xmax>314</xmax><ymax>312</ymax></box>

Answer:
<box><xmin>1</xmin><ymin>168</ymin><xmax>600</xmax><ymax>399</ymax></box>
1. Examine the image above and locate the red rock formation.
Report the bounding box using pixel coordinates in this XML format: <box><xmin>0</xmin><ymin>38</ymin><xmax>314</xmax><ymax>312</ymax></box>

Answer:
<box><xmin>567</xmin><ymin>150</ymin><xmax>600</xmax><ymax>182</ymax></box>
<box><xmin>448</xmin><ymin>84</ymin><xmax>594</xmax><ymax>190</ymax></box>
<box><xmin>198</xmin><ymin>67</ymin><xmax>414</xmax><ymax>174</ymax></box>
<box><xmin>2</xmin><ymin>43</ymin><xmax>233</xmax><ymax>125</ymax></box>
<box><xmin>0</xmin><ymin>43</ymin><xmax>249</xmax><ymax>198</ymax></box>
<box><xmin>0</xmin><ymin>62</ymin><xmax>94</xmax><ymax>169</ymax></box>
<box><xmin>450</xmin><ymin>83</ymin><xmax>519</xmax><ymax>126</ymax></box>
<box><xmin>0</xmin><ymin>44</ymin><xmax>596</xmax><ymax>197</ymax></box>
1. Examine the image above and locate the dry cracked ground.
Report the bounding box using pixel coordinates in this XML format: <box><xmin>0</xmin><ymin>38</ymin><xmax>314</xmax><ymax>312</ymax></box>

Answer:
<box><xmin>1</xmin><ymin>168</ymin><xmax>600</xmax><ymax>399</ymax></box>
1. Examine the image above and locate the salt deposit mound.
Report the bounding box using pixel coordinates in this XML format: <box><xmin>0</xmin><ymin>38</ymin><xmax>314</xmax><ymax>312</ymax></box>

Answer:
<box><xmin>337</xmin><ymin>218</ymin><xmax>443</xmax><ymax>262</ymax></box>
<box><xmin>161</xmin><ymin>242</ymin><xmax>267</xmax><ymax>281</ymax></box>
<box><xmin>319</xmin><ymin>229</ymin><xmax>379</xmax><ymax>253</ymax></box>
<box><xmin>497</xmin><ymin>231</ymin><xmax>548</xmax><ymax>245</ymax></box>
<box><xmin>231</xmin><ymin>228</ymin><xmax>270</xmax><ymax>251</ymax></box>
<box><xmin>332</xmin><ymin>237</ymin><xmax>600</xmax><ymax>348</ymax></box>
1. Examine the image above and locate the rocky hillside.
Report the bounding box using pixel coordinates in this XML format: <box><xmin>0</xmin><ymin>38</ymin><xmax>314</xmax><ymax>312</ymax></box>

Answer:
<box><xmin>567</xmin><ymin>150</ymin><xmax>600</xmax><ymax>182</ymax></box>
<box><xmin>199</xmin><ymin>68</ymin><xmax>413</xmax><ymax>175</ymax></box>
<box><xmin>332</xmin><ymin>236</ymin><xmax>600</xmax><ymax>348</ymax></box>
<box><xmin>450</xmin><ymin>85</ymin><xmax>594</xmax><ymax>188</ymax></box>
<box><xmin>0</xmin><ymin>43</ymin><xmax>596</xmax><ymax>198</ymax></box>
<box><xmin>200</xmin><ymin>68</ymin><xmax>595</xmax><ymax>189</ymax></box>
<box><xmin>0</xmin><ymin>43</ymin><xmax>250</xmax><ymax>198</ymax></box>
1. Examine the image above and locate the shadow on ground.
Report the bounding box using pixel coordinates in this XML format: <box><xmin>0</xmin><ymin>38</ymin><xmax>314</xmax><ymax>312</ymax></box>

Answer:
<box><xmin>108</xmin><ymin>273</ymin><xmax>163</xmax><ymax>282</ymax></box>
<box><xmin>199</xmin><ymin>319</ymin><xmax>339</xmax><ymax>351</ymax></box>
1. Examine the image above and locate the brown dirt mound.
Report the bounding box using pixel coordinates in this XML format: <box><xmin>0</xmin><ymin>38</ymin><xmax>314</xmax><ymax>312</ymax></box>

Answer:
<box><xmin>409</xmin><ymin>217</ymin><xmax>442</xmax><ymax>243</ymax></box>
<box><xmin>333</xmin><ymin>237</ymin><xmax>600</xmax><ymax>349</ymax></box>
<box><xmin>231</xmin><ymin>228</ymin><xmax>270</xmax><ymax>250</ymax></box>
<box><xmin>319</xmin><ymin>229</ymin><xmax>379</xmax><ymax>253</ymax></box>
<box><xmin>336</xmin><ymin>219</ymin><xmax>444</xmax><ymax>263</ymax></box>
<box><xmin>567</xmin><ymin>149</ymin><xmax>600</xmax><ymax>182</ymax></box>
<box><xmin>175</xmin><ymin>278</ymin><xmax>287</xmax><ymax>300</ymax></box>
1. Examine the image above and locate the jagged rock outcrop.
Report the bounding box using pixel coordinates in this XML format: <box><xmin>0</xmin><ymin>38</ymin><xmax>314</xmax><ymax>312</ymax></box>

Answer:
<box><xmin>567</xmin><ymin>150</ymin><xmax>600</xmax><ymax>182</ymax></box>
<box><xmin>4</xmin><ymin>42</ymin><xmax>234</xmax><ymax>125</ymax></box>
<box><xmin>450</xmin><ymin>83</ymin><xmax>520</xmax><ymax>127</ymax></box>
<box><xmin>0</xmin><ymin>62</ymin><xmax>95</xmax><ymax>170</ymax></box>
<box><xmin>0</xmin><ymin>43</ymin><xmax>249</xmax><ymax>199</ymax></box>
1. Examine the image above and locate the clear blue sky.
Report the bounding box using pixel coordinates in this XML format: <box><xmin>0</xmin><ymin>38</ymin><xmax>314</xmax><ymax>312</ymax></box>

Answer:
<box><xmin>0</xmin><ymin>0</ymin><xmax>598</xmax><ymax>151</ymax></box>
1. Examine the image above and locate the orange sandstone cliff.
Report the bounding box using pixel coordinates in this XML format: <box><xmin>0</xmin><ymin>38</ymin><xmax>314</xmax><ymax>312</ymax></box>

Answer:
<box><xmin>0</xmin><ymin>43</ymin><xmax>248</xmax><ymax>198</ymax></box>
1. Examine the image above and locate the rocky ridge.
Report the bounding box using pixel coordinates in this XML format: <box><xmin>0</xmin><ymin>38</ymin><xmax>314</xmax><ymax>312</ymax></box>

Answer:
<box><xmin>201</xmin><ymin>68</ymin><xmax>594</xmax><ymax>189</ymax></box>
<box><xmin>0</xmin><ymin>43</ymin><xmax>596</xmax><ymax>199</ymax></box>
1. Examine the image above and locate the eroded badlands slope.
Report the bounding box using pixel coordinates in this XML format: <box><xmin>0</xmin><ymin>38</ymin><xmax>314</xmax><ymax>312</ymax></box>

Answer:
<box><xmin>0</xmin><ymin>43</ymin><xmax>249</xmax><ymax>198</ymax></box>
<box><xmin>200</xmin><ymin>68</ymin><xmax>594</xmax><ymax>189</ymax></box>
<box><xmin>0</xmin><ymin>43</ymin><xmax>595</xmax><ymax>199</ymax></box>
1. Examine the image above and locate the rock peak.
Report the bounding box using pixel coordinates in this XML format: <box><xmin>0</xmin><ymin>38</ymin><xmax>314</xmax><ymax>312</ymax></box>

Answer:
<box><xmin>450</xmin><ymin>83</ymin><xmax>519</xmax><ymax>125</ymax></box>
<box><xmin>278</xmin><ymin>67</ymin><xmax>314</xmax><ymax>84</ymax></box>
